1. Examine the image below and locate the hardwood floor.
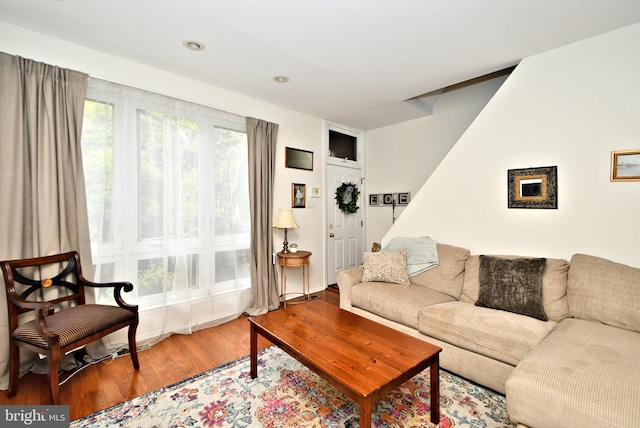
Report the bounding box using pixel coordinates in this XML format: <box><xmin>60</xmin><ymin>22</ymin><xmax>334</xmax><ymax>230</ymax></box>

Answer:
<box><xmin>0</xmin><ymin>289</ymin><xmax>340</xmax><ymax>421</ymax></box>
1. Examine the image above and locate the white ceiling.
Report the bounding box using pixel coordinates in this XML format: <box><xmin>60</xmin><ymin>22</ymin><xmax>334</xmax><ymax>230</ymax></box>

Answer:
<box><xmin>2</xmin><ymin>0</ymin><xmax>640</xmax><ymax>130</ymax></box>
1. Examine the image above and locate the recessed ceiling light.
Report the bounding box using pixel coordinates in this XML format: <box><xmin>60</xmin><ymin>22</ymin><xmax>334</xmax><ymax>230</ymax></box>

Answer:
<box><xmin>183</xmin><ymin>40</ymin><xmax>205</xmax><ymax>51</ymax></box>
<box><xmin>273</xmin><ymin>76</ymin><xmax>290</xmax><ymax>83</ymax></box>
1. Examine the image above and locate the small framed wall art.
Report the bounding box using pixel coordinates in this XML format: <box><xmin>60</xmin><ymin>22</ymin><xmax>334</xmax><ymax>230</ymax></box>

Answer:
<box><xmin>397</xmin><ymin>192</ymin><xmax>410</xmax><ymax>205</ymax></box>
<box><xmin>369</xmin><ymin>192</ymin><xmax>410</xmax><ymax>206</ymax></box>
<box><xmin>382</xmin><ymin>193</ymin><xmax>394</xmax><ymax>206</ymax></box>
<box><xmin>508</xmin><ymin>166</ymin><xmax>557</xmax><ymax>209</ymax></box>
<box><xmin>292</xmin><ymin>183</ymin><xmax>306</xmax><ymax>208</ymax></box>
<box><xmin>611</xmin><ymin>149</ymin><xmax>640</xmax><ymax>181</ymax></box>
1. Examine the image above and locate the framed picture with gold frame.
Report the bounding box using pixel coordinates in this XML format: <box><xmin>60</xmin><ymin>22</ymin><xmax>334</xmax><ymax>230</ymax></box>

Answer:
<box><xmin>508</xmin><ymin>166</ymin><xmax>557</xmax><ymax>209</ymax></box>
<box><xmin>611</xmin><ymin>149</ymin><xmax>640</xmax><ymax>181</ymax></box>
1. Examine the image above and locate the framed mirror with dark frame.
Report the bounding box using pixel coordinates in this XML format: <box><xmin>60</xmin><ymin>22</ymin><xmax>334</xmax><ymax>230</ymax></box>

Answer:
<box><xmin>285</xmin><ymin>147</ymin><xmax>313</xmax><ymax>171</ymax></box>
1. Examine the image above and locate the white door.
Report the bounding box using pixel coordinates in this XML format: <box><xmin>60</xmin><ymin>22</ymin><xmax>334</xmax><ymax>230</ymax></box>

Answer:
<box><xmin>326</xmin><ymin>164</ymin><xmax>363</xmax><ymax>286</ymax></box>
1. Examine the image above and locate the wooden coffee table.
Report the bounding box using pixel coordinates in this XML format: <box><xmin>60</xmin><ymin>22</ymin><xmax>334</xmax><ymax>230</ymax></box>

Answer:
<box><xmin>249</xmin><ymin>299</ymin><xmax>441</xmax><ymax>426</ymax></box>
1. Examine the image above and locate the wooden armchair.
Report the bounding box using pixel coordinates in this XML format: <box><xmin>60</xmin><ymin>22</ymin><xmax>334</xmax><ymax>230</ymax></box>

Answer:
<box><xmin>1</xmin><ymin>251</ymin><xmax>140</xmax><ymax>404</ymax></box>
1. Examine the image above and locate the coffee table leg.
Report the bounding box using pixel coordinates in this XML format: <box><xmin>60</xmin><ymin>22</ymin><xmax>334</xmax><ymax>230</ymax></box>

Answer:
<box><xmin>430</xmin><ymin>357</ymin><xmax>440</xmax><ymax>424</ymax></box>
<box><xmin>250</xmin><ymin>322</ymin><xmax>257</xmax><ymax>379</ymax></box>
<box><xmin>359</xmin><ymin>399</ymin><xmax>372</xmax><ymax>427</ymax></box>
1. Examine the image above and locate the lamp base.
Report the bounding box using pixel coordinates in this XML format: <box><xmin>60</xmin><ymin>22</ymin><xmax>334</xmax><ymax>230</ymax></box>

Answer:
<box><xmin>282</xmin><ymin>229</ymin><xmax>289</xmax><ymax>253</ymax></box>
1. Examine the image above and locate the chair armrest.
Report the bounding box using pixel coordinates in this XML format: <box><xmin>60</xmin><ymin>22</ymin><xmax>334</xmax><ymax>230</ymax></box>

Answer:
<box><xmin>336</xmin><ymin>267</ymin><xmax>364</xmax><ymax>310</ymax></box>
<box><xmin>79</xmin><ymin>277</ymin><xmax>138</xmax><ymax>312</ymax></box>
<box><xmin>6</xmin><ymin>293</ymin><xmax>57</xmax><ymax>342</ymax></box>
<box><xmin>7</xmin><ymin>293</ymin><xmax>55</xmax><ymax>316</ymax></box>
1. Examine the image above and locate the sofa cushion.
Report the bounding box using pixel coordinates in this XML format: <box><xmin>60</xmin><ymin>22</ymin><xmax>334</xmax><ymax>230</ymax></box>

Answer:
<box><xmin>410</xmin><ymin>243</ymin><xmax>470</xmax><ymax>299</ymax></box>
<box><xmin>568</xmin><ymin>253</ymin><xmax>640</xmax><ymax>333</ymax></box>
<box><xmin>418</xmin><ymin>301</ymin><xmax>557</xmax><ymax>366</ymax></box>
<box><xmin>475</xmin><ymin>256</ymin><xmax>548</xmax><ymax>321</ymax></box>
<box><xmin>506</xmin><ymin>318</ymin><xmax>640</xmax><ymax>427</ymax></box>
<box><xmin>351</xmin><ymin>282</ymin><xmax>455</xmax><ymax>329</ymax></box>
<box><xmin>361</xmin><ymin>250</ymin><xmax>411</xmax><ymax>286</ymax></box>
<box><xmin>462</xmin><ymin>255</ymin><xmax>569</xmax><ymax>322</ymax></box>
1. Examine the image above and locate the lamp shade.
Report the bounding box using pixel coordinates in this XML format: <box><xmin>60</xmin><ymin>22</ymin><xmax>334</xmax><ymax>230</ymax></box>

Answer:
<box><xmin>272</xmin><ymin>209</ymin><xmax>299</xmax><ymax>229</ymax></box>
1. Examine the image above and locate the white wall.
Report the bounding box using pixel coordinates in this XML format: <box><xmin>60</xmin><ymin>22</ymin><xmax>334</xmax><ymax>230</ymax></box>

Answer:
<box><xmin>0</xmin><ymin>22</ymin><xmax>327</xmax><ymax>295</ymax></box>
<box><xmin>387</xmin><ymin>23</ymin><xmax>640</xmax><ymax>268</ymax></box>
<box><xmin>364</xmin><ymin>75</ymin><xmax>508</xmax><ymax>250</ymax></box>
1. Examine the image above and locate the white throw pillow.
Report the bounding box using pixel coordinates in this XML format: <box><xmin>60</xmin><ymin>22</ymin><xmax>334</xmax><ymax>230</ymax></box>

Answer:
<box><xmin>361</xmin><ymin>250</ymin><xmax>411</xmax><ymax>286</ymax></box>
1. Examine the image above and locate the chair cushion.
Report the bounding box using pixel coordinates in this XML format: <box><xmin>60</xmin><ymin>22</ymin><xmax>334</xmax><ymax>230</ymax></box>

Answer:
<box><xmin>12</xmin><ymin>304</ymin><xmax>136</xmax><ymax>349</ymax></box>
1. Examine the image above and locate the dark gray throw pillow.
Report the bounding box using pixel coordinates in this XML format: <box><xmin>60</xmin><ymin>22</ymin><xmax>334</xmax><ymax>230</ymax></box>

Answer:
<box><xmin>475</xmin><ymin>256</ymin><xmax>548</xmax><ymax>321</ymax></box>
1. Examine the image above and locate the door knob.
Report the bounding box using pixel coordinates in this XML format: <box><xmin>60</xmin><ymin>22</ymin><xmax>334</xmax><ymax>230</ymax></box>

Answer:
<box><xmin>329</xmin><ymin>233</ymin><xmax>335</xmax><ymax>238</ymax></box>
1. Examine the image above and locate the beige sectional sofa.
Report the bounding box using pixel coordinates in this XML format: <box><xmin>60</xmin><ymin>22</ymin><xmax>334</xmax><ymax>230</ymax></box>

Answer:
<box><xmin>337</xmin><ymin>243</ymin><xmax>640</xmax><ymax>428</ymax></box>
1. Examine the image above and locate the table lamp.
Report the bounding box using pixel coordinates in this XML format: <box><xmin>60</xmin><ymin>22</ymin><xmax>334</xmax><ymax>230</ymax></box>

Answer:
<box><xmin>272</xmin><ymin>209</ymin><xmax>299</xmax><ymax>253</ymax></box>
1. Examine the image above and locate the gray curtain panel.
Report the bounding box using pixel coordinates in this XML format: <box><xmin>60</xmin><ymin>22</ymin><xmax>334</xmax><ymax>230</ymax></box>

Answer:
<box><xmin>0</xmin><ymin>52</ymin><xmax>91</xmax><ymax>390</ymax></box>
<box><xmin>244</xmin><ymin>117</ymin><xmax>280</xmax><ymax>315</ymax></box>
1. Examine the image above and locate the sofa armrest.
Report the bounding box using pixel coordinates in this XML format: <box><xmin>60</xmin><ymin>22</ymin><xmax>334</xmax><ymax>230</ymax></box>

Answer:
<box><xmin>337</xmin><ymin>267</ymin><xmax>364</xmax><ymax>310</ymax></box>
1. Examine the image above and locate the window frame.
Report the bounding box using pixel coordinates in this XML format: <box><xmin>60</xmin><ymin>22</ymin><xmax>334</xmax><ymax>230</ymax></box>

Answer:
<box><xmin>83</xmin><ymin>81</ymin><xmax>250</xmax><ymax>308</ymax></box>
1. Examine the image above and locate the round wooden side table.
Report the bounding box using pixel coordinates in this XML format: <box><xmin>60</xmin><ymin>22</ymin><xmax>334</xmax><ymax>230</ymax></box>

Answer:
<box><xmin>277</xmin><ymin>250</ymin><xmax>311</xmax><ymax>307</ymax></box>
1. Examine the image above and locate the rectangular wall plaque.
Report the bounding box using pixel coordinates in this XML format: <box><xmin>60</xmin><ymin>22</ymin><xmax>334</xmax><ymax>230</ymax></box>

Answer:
<box><xmin>285</xmin><ymin>147</ymin><xmax>313</xmax><ymax>171</ymax></box>
<box><xmin>508</xmin><ymin>166</ymin><xmax>557</xmax><ymax>209</ymax></box>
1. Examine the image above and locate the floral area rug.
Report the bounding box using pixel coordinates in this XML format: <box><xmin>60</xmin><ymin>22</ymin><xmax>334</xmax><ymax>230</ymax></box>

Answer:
<box><xmin>72</xmin><ymin>346</ymin><xmax>514</xmax><ymax>427</ymax></box>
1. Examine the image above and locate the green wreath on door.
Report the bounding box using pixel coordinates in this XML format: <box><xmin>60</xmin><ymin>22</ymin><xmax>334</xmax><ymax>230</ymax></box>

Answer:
<box><xmin>335</xmin><ymin>182</ymin><xmax>360</xmax><ymax>214</ymax></box>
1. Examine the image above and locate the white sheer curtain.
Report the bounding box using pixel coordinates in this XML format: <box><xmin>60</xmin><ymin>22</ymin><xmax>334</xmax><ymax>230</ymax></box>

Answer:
<box><xmin>82</xmin><ymin>78</ymin><xmax>251</xmax><ymax>350</ymax></box>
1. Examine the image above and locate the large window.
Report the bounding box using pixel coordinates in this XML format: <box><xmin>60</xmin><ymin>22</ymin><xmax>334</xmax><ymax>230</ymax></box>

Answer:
<box><xmin>81</xmin><ymin>79</ymin><xmax>250</xmax><ymax>310</ymax></box>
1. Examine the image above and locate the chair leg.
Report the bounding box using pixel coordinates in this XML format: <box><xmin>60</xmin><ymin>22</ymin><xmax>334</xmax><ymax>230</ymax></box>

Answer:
<box><xmin>47</xmin><ymin>348</ymin><xmax>62</xmax><ymax>405</ymax></box>
<box><xmin>128</xmin><ymin>323</ymin><xmax>140</xmax><ymax>369</ymax></box>
<box><xmin>8</xmin><ymin>341</ymin><xmax>20</xmax><ymax>398</ymax></box>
